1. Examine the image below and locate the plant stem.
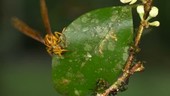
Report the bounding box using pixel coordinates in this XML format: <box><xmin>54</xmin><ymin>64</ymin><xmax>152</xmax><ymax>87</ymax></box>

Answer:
<box><xmin>99</xmin><ymin>0</ymin><xmax>153</xmax><ymax>95</ymax></box>
<box><xmin>134</xmin><ymin>24</ymin><xmax>144</xmax><ymax>46</ymax></box>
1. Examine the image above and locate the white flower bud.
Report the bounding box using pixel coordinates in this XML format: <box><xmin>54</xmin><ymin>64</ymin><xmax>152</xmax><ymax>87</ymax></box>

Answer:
<box><xmin>120</xmin><ymin>0</ymin><xmax>131</xmax><ymax>3</ymax></box>
<box><xmin>120</xmin><ymin>0</ymin><xmax>137</xmax><ymax>4</ymax></box>
<box><xmin>137</xmin><ymin>5</ymin><xmax>144</xmax><ymax>20</ymax></box>
<box><xmin>129</xmin><ymin>0</ymin><xmax>137</xmax><ymax>4</ymax></box>
<box><xmin>137</xmin><ymin>5</ymin><xmax>145</xmax><ymax>14</ymax></box>
<box><xmin>149</xmin><ymin>6</ymin><xmax>159</xmax><ymax>17</ymax></box>
<box><xmin>149</xmin><ymin>21</ymin><xmax>160</xmax><ymax>27</ymax></box>
<box><xmin>146</xmin><ymin>6</ymin><xmax>159</xmax><ymax>21</ymax></box>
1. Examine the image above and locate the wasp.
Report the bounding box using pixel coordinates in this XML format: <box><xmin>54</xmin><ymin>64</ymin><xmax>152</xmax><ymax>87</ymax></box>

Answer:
<box><xmin>12</xmin><ymin>0</ymin><xmax>67</xmax><ymax>57</ymax></box>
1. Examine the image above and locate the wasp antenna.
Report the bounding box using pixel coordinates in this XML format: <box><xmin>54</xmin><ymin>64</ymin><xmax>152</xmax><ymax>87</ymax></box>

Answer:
<box><xmin>40</xmin><ymin>0</ymin><xmax>52</xmax><ymax>35</ymax></box>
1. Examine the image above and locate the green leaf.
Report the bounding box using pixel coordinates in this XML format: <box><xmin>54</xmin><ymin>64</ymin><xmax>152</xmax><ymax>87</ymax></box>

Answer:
<box><xmin>52</xmin><ymin>6</ymin><xmax>133</xmax><ymax>96</ymax></box>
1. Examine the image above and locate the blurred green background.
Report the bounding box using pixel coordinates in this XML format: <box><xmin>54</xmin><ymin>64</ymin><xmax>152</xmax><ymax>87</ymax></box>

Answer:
<box><xmin>0</xmin><ymin>0</ymin><xmax>169</xmax><ymax>96</ymax></box>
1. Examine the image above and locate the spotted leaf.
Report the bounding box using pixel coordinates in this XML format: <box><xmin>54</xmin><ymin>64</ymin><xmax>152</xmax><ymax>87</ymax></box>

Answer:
<box><xmin>52</xmin><ymin>6</ymin><xmax>133</xmax><ymax>96</ymax></box>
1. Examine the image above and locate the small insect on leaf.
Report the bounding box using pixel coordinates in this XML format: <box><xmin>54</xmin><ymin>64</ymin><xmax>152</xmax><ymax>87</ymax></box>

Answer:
<box><xmin>12</xmin><ymin>0</ymin><xmax>67</xmax><ymax>57</ymax></box>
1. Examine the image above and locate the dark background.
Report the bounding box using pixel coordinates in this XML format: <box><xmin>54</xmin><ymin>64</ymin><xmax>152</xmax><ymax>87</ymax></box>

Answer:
<box><xmin>0</xmin><ymin>0</ymin><xmax>169</xmax><ymax>96</ymax></box>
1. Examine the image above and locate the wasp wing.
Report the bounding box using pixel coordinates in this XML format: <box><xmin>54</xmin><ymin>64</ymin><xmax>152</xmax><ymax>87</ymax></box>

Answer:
<box><xmin>12</xmin><ymin>17</ymin><xmax>45</xmax><ymax>44</ymax></box>
<box><xmin>40</xmin><ymin>0</ymin><xmax>52</xmax><ymax>35</ymax></box>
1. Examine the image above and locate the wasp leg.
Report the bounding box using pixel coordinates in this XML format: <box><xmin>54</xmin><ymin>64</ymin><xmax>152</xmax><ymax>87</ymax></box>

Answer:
<box><xmin>46</xmin><ymin>47</ymin><xmax>53</xmax><ymax>56</ymax></box>
<box><xmin>54</xmin><ymin>31</ymin><xmax>67</xmax><ymax>47</ymax></box>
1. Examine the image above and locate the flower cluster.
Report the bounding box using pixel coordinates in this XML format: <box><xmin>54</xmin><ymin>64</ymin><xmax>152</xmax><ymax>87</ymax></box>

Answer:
<box><xmin>120</xmin><ymin>0</ymin><xmax>160</xmax><ymax>27</ymax></box>
<box><xmin>137</xmin><ymin>5</ymin><xmax>160</xmax><ymax>27</ymax></box>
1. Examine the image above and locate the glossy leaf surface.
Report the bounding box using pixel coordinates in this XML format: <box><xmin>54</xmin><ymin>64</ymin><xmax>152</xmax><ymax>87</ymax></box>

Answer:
<box><xmin>52</xmin><ymin>6</ymin><xmax>133</xmax><ymax>96</ymax></box>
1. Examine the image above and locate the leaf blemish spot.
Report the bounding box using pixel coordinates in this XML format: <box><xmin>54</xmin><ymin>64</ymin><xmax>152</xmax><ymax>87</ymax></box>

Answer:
<box><xmin>81</xmin><ymin>52</ymin><xmax>92</xmax><ymax>68</ymax></box>
<box><xmin>84</xmin><ymin>43</ymin><xmax>93</xmax><ymax>51</ymax></box>
<box><xmin>98</xmin><ymin>31</ymin><xmax>117</xmax><ymax>54</ymax></box>
<box><xmin>74</xmin><ymin>89</ymin><xmax>81</xmax><ymax>96</ymax></box>
<box><xmin>84</xmin><ymin>52</ymin><xmax>92</xmax><ymax>61</ymax></box>
<box><xmin>123</xmin><ymin>46</ymin><xmax>129</xmax><ymax>61</ymax></box>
